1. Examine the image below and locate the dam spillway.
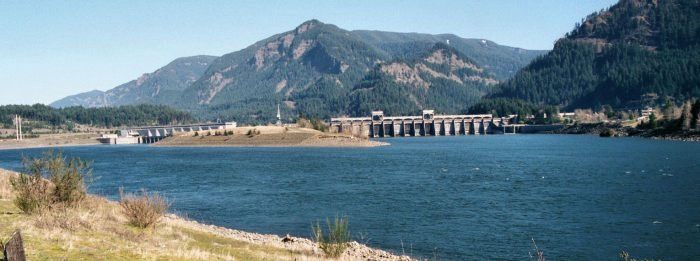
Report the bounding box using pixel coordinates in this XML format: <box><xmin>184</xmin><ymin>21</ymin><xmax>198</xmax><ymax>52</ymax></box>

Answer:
<box><xmin>330</xmin><ymin>110</ymin><xmax>507</xmax><ymax>138</ymax></box>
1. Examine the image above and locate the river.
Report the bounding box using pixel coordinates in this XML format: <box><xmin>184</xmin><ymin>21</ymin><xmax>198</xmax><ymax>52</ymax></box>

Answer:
<box><xmin>0</xmin><ymin>135</ymin><xmax>698</xmax><ymax>260</ymax></box>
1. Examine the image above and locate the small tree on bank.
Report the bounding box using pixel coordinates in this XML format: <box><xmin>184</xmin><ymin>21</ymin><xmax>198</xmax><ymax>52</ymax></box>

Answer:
<box><xmin>10</xmin><ymin>150</ymin><xmax>92</xmax><ymax>213</ymax></box>
<box><xmin>312</xmin><ymin>215</ymin><xmax>350</xmax><ymax>258</ymax></box>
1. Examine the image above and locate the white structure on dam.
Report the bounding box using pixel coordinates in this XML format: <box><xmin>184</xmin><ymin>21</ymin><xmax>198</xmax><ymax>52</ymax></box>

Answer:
<box><xmin>99</xmin><ymin>122</ymin><xmax>237</xmax><ymax>144</ymax></box>
<box><xmin>331</xmin><ymin>110</ymin><xmax>508</xmax><ymax>138</ymax></box>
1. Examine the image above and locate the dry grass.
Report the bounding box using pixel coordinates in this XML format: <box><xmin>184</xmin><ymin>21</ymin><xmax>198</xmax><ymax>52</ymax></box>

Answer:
<box><xmin>119</xmin><ymin>188</ymin><xmax>169</xmax><ymax>228</ymax></box>
<box><xmin>0</xmin><ymin>169</ymin><xmax>320</xmax><ymax>260</ymax></box>
<box><xmin>0</xmin><ymin>171</ymin><xmax>15</xmax><ymax>200</ymax></box>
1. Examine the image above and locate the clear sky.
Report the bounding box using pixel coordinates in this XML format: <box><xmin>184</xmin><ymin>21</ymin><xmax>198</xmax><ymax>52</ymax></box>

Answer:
<box><xmin>0</xmin><ymin>0</ymin><xmax>617</xmax><ymax>105</ymax></box>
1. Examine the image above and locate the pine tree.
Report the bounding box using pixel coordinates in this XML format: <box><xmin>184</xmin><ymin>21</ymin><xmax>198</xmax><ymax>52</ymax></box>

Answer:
<box><xmin>680</xmin><ymin>101</ymin><xmax>692</xmax><ymax>130</ymax></box>
<box><xmin>691</xmin><ymin>99</ymin><xmax>700</xmax><ymax>130</ymax></box>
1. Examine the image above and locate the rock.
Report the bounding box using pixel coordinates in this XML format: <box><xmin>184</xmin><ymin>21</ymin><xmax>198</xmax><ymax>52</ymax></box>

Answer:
<box><xmin>3</xmin><ymin>230</ymin><xmax>26</xmax><ymax>261</ymax></box>
<box><xmin>599</xmin><ymin>128</ymin><xmax>616</xmax><ymax>137</ymax></box>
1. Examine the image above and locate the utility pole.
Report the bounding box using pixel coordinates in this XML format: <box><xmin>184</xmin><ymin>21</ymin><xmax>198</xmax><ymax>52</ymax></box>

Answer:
<box><xmin>15</xmin><ymin>115</ymin><xmax>22</xmax><ymax>141</ymax></box>
<box><xmin>14</xmin><ymin>115</ymin><xmax>18</xmax><ymax>140</ymax></box>
<box><xmin>15</xmin><ymin>115</ymin><xmax>23</xmax><ymax>141</ymax></box>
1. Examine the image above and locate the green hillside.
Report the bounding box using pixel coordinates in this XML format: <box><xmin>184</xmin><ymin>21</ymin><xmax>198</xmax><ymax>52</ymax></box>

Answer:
<box><xmin>487</xmin><ymin>0</ymin><xmax>700</xmax><ymax>111</ymax></box>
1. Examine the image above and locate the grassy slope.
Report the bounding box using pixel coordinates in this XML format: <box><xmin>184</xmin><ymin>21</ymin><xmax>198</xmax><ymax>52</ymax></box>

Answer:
<box><xmin>0</xmin><ymin>170</ymin><xmax>314</xmax><ymax>260</ymax></box>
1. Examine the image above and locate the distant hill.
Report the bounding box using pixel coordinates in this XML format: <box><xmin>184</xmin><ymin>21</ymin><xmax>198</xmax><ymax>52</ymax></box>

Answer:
<box><xmin>52</xmin><ymin>20</ymin><xmax>545</xmax><ymax>123</ymax></box>
<box><xmin>51</xmin><ymin>55</ymin><xmax>217</xmax><ymax>108</ymax></box>
<box><xmin>487</xmin><ymin>0</ymin><xmax>700</xmax><ymax>110</ymax></box>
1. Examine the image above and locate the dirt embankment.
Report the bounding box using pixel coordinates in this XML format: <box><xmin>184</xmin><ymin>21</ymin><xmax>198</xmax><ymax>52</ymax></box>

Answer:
<box><xmin>0</xmin><ymin>133</ymin><xmax>101</xmax><ymax>150</ymax></box>
<box><xmin>153</xmin><ymin>126</ymin><xmax>388</xmax><ymax>147</ymax></box>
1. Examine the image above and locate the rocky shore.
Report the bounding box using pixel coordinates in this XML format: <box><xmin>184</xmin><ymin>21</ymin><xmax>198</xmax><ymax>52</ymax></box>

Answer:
<box><xmin>552</xmin><ymin>122</ymin><xmax>700</xmax><ymax>141</ymax></box>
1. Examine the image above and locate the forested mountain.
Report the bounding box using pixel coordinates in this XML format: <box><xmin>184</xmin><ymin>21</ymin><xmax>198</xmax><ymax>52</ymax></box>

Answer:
<box><xmin>486</xmin><ymin>0</ymin><xmax>700</xmax><ymax>111</ymax></box>
<box><xmin>179</xmin><ymin>20</ymin><xmax>389</xmax><ymax>123</ymax></box>
<box><xmin>50</xmin><ymin>55</ymin><xmax>218</xmax><ymax>108</ymax></box>
<box><xmin>346</xmin><ymin>43</ymin><xmax>497</xmax><ymax>117</ymax></box>
<box><xmin>51</xmin><ymin>20</ymin><xmax>544</xmax><ymax>123</ymax></box>
<box><xmin>178</xmin><ymin>20</ymin><xmax>542</xmax><ymax>123</ymax></box>
<box><xmin>351</xmin><ymin>30</ymin><xmax>547</xmax><ymax>80</ymax></box>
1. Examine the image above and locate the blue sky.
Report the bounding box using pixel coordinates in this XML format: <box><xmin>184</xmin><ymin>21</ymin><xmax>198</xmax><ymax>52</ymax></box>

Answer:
<box><xmin>0</xmin><ymin>0</ymin><xmax>617</xmax><ymax>105</ymax></box>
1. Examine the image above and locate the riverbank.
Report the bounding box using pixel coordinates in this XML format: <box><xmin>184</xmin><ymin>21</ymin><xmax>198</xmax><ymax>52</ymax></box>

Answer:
<box><xmin>552</xmin><ymin>122</ymin><xmax>700</xmax><ymax>141</ymax></box>
<box><xmin>153</xmin><ymin>126</ymin><xmax>388</xmax><ymax>147</ymax></box>
<box><xmin>0</xmin><ymin>168</ymin><xmax>412</xmax><ymax>260</ymax></box>
<box><xmin>0</xmin><ymin>133</ymin><xmax>101</xmax><ymax>150</ymax></box>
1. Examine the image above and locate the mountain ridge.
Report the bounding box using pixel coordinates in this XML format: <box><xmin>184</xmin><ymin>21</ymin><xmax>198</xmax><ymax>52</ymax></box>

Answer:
<box><xmin>51</xmin><ymin>20</ymin><xmax>547</xmax><ymax>123</ymax></box>
<box><xmin>51</xmin><ymin>55</ymin><xmax>218</xmax><ymax>108</ymax></box>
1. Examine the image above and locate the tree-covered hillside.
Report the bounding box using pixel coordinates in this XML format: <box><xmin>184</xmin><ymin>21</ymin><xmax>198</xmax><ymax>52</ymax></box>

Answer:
<box><xmin>351</xmin><ymin>30</ymin><xmax>547</xmax><ymax>80</ymax></box>
<box><xmin>487</xmin><ymin>0</ymin><xmax>700</xmax><ymax>111</ymax></box>
<box><xmin>1</xmin><ymin>104</ymin><xmax>195</xmax><ymax>128</ymax></box>
<box><xmin>348</xmin><ymin>43</ymin><xmax>496</xmax><ymax>117</ymax></box>
<box><xmin>179</xmin><ymin>20</ymin><xmax>389</xmax><ymax>123</ymax></box>
<box><xmin>179</xmin><ymin>20</ymin><xmax>531</xmax><ymax>123</ymax></box>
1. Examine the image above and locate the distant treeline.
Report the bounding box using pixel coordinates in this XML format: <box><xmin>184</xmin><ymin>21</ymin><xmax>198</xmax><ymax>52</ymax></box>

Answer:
<box><xmin>0</xmin><ymin>104</ymin><xmax>195</xmax><ymax>128</ymax></box>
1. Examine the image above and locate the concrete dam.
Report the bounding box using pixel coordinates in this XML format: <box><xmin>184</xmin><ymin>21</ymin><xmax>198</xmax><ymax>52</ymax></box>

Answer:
<box><xmin>99</xmin><ymin>122</ymin><xmax>237</xmax><ymax>144</ymax></box>
<box><xmin>330</xmin><ymin>110</ymin><xmax>511</xmax><ymax>138</ymax></box>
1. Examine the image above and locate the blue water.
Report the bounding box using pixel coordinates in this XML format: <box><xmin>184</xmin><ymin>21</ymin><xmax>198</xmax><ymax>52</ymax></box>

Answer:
<box><xmin>0</xmin><ymin>135</ymin><xmax>698</xmax><ymax>260</ymax></box>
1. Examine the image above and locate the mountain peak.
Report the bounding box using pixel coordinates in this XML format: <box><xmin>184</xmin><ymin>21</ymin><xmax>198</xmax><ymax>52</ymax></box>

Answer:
<box><xmin>295</xmin><ymin>19</ymin><xmax>324</xmax><ymax>33</ymax></box>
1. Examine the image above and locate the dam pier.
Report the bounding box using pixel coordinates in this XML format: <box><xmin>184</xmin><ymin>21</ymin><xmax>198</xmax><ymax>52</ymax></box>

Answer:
<box><xmin>331</xmin><ymin>110</ymin><xmax>510</xmax><ymax>138</ymax></box>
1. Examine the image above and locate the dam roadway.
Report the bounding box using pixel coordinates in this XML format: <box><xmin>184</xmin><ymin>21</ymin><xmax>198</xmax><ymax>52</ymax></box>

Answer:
<box><xmin>330</xmin><ymin>110</ymin><xmax>512</xmax><ymax>138</ymax></box>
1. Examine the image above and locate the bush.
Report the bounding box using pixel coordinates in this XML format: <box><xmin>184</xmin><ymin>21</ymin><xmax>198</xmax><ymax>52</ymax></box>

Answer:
<box><xmin>10</xmin><ymin>171</ymin><xmax>52</xmax><ymax>214</ymax></box>
<box><xmin>297</xmin><ymin>117</ymin><xmax>328</xmax><ymax>132</ymax></box>
<box><xmin>119</xmin><ymin>188</ymin><xmax>169</xmax><ymax>228</ymax></box>
<box><xmin>312</xmin><ymin>216</ymin><xmax>350</xmax><ymax>258</ymax></box>
<box><xmin>10</xmin><ymin>150</ymin><xmax>91</xmax><ymax>213</ymax></box>
<box><xmin>193</xmin><ymin>132</ymin><xmax>199</xmax><ymax>136</ymax></box>
<box><xmin>246</xmin><ymin>129</ymin><xmax>260</xmax><ymax>137</ymax></box>
<box><xmin>310</xmin><ymin>119</ymin><xmax>328</xmax><ymax>132</ymax></box>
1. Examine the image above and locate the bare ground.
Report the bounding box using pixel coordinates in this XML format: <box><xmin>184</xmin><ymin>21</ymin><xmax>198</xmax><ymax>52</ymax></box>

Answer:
<box><xmin>153</xmin><ymin>126</ymin><xmax>388</xmax><ymax>148</ymax></box>
<box><xmin>0</xmin><ymin>133</ymin><xmax>101</xmax><ymax>150</ymax></box>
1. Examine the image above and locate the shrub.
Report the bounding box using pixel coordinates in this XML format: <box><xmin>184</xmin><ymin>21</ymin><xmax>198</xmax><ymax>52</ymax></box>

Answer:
<box><xmin>312</xmin><ymin>216</ymin><xmax>350</xmax><ymax>258</ymax></box>
<box><xmin>297</xmin><ymin>118</ymin><xmax>312</xmax><ymax>129</ymax></box>
<box><xmin>310</xmin><ymin>119</ymin><xmax>328</xmax><ymax>132</ymax></box>
<box><xmin>10</xmin><ymin>150</ymin><xmax>91</xmax><ymax>213</ymax></box>
<box><xmin>193</xmin><ymin>132</ymin><xmax>199</xmax><ymax>136</ymax></box>
<box><xmin>297</xmin><ymin>117</ymin><xmax>328</xmax><ymax>132</ymax></box>
<box><xmin>119</xmin><ymin>188</ymin><xmax>169</xmax><ymax>228</ymax></box>
<box><xmin>10</xmin><ymin>171</ymin><xmax>51</xmax><ymax>214</ymax></box>
<box><xmin>246</xmin><ymin>129</ymin><xmax>260</xmax><ymax>137</ymax></box>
